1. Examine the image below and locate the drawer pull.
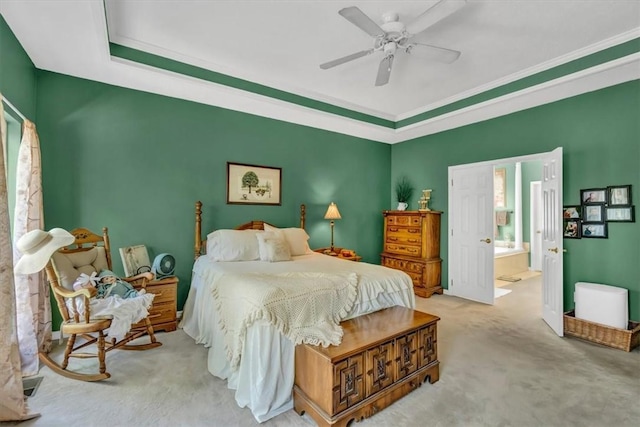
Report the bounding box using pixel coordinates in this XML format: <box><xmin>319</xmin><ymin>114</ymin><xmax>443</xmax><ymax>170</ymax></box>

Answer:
<box><xmin>388</xmin><ymin>237</ymin><xmax>397</xmax><ymax>241</ymax></box>
<box><xmin>408</xmin><ymin>239</ymin><xmax>418</xmax><ymax>243</ymax></box>
<box><xmin>410</xmin><ymin>381</ymin><xmax>417</xmax><ymax>389</ymax></box>
<box><xmin>408</xmin><ymin>229</ymin><xmax>419</xmax><ymax>233</ymax></box>
<box><xmin>389</xmin><ymin>227</ymin><xmax>399</xmax><ymax>232</ymax></box>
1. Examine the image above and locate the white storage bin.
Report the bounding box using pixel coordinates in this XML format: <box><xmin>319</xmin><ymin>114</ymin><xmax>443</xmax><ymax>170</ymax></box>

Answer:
<box><xmin>574</xmin><ymin>282</ymin><xmax>628</xmax><ymax>329</ymax></box>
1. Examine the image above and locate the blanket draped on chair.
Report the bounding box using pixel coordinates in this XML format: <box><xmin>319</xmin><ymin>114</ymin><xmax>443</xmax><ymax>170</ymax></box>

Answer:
<box><xmin>212</xmin><ymin>272</ymin><xmax>358</xmax><ymax>370</ymax></box>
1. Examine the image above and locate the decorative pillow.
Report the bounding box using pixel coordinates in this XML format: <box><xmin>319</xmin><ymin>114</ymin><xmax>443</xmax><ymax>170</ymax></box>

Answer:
<box><xmin>206</xmin><ymin>229</ymin><xmax>260</xmax><ymax>262</ymax></box>
<box><xmin>256</xmin><ymin>232</ymin><xmax>291</xmax><ymax>262</ymax></box>
<box><xmin>263</xmin><ymin>224</ymin><xmax>312</xmax><ymax>256</ymax></box>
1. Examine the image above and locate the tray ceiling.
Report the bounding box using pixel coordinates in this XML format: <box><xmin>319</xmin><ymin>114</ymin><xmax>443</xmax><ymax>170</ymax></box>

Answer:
<box><xmin>1</xmin><ymin>0</ymin><xmax>639</xmax><ymax>143</ymax></box>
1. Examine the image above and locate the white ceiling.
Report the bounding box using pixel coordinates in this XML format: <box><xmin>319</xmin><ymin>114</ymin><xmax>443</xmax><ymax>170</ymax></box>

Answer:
<box><xmin>2</xmin><ymin>0</ymin><xmax>639</xmax><ymax>143</ymax></box>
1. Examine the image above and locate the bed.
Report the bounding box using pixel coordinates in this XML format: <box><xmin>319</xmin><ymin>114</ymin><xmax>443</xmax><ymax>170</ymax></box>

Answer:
<box><xmin>180</xmin><ymin>201</ymin><xmax>415</xmax><ymax>423</ymax></box>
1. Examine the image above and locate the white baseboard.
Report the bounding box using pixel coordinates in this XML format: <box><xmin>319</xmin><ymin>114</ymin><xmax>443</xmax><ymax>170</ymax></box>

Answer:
<box><xmin>443</xmin><ymin>289</ymin><xmax>451</xmax><ymax>295</ymax></box>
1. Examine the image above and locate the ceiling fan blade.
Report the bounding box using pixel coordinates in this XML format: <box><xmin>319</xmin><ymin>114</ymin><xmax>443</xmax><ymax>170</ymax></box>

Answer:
<box><xmin>406</xmin><ymin>43</ymin><xmax>461</xmax><ymax>64</ymax></box>
<box><xmin>320</xmin><ymin>49</ymin><xmax>375</xmax><ymax>70</ymax></box>
<box><xmin>339</xmin><ymin>6</ymin><xmax>386</xmax><ymax>38</ymax></box>
<box><xmin>375</xmin><ymin>55</ymin><xmax>394</xmax><ymax>86</ymax></box>
<box><xmin>405</xmin><ymin>0</ymin><xmax>467</xmax><ymax>35</ymax></box>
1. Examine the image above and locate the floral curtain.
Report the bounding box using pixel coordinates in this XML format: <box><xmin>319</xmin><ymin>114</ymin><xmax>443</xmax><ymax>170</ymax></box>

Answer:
<box><xmin>12</xmin><ymin>120</ymin><xmax>48</xmax><ymax>376</ymax></box>
<box><xmin>0</xmin><ymin>94</ymin><xmax>37</xmax><ymax>420</ymax></box>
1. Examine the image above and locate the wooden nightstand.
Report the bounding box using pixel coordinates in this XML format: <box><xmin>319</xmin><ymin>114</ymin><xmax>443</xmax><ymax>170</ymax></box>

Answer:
<box><xmin>313</xmin><ymin>247</ymin><xmax>362</xmax><ymax>262</ymax></box>
<box><xmin>134</xmin><ymin>276</ymin><xmax>178</xmax><ymax>332</ymax></box>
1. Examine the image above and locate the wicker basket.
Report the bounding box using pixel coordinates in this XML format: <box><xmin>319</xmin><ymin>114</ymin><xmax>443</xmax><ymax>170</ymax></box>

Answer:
<box><xmin>564</xmin><ymin>310</ymin><xmax>640</xmax><ymax>352</ymax></box>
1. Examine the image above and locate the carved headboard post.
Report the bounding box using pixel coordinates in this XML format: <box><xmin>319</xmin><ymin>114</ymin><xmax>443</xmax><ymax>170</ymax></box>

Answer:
<box><xmin>195</xmin><ymin>201</ymin><xmax>202</xmax><ymax>260</ymax></box>
<box><xmin>300</xmin><ymin>204</ymin><xmax>306</xmax><ymax>230</ymax></box>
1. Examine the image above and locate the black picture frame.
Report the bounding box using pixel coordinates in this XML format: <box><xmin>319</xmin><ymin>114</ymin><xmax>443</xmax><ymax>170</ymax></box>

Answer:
<box><xmin>583</xmin><ymin>205</ymin><xmax>604</xmax><ymax>222</ymax></box>
<box><xmin>226</xmin><ymin>162</ymin><xmax>282</xmax><ymax>205</ymax></box>
<box><xmin>606</xmin><ymin>206</ymin><xmax>635</xmax><ymax>222</ymax></box>
<box><xmin>563</xmin><ymin>220</ymin><xmax>581</xmax><ymax>239</ymax></box>
<box><xmin>580</xmin><ymin>188</ymin><xmax>607</xmax><ymax>205</ymax></box>
<box><xmin>581</xmin><ymin>222</ymin><xmax>608</xmax><ymax>238</ymax></box>
<box><xmin>562</xmin><ymin>205</ymin><xmax>582</xmax><ymax>220</ymax></box>
<box><xmin>607</xmin><ymin>185</ymin><xmax>632</xmax><ymax>206</ymax></box>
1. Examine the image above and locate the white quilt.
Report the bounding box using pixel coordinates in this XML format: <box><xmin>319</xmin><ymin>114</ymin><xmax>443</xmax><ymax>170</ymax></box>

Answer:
<box><xmin>180</xmin><ymin>253</ymin><xmax>415</xmax><ymax>423</ymax></box>
<box><xmin>214</xmin><ymin>271</ymin><xmax>358</xmax><ymax>370</ymax></box>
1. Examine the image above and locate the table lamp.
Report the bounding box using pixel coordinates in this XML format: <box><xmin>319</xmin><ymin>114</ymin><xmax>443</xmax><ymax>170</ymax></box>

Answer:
<box><xmin>324</xmin><ymin>202</ymin><xmax>342</xmax><ymax>253</ymax></box>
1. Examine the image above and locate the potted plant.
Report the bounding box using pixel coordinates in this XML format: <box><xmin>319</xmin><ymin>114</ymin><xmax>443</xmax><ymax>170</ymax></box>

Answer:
<box><xmin>395</xmin><ymin>177</ymin><xmax>414</xmax><ymax>211</ymax></box>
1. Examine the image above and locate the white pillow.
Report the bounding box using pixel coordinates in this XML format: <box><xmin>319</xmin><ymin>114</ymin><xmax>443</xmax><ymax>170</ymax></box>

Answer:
<box><xmin>256</xmin><ymin>232</ymin><xmax>291</xmax><ymax>262</ymax></box>
<box><xmin>206</xmin><ymin>229</ymin><xmax>260</xmax><ymax>261</ymax></box>
<box><xmin>263</xmin><ymin>224</ymin><xmax>312</xmax><ymax>256</ymax></box>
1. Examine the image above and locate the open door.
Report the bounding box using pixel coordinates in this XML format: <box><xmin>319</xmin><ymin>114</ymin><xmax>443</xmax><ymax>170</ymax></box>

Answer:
<box><xmin>448</xmin><ymin>163</ymin><xmax>495</xmax><ymax>304</ymax></box>
<box><xmin>541</xmin><ymin>147</ymin><xmax>564</xmax><ymax>336</ymax></box>
<box><xmin>530</xmin><ymin>181</ymin><xmax>543</xmax><ymax>271</ymax></box>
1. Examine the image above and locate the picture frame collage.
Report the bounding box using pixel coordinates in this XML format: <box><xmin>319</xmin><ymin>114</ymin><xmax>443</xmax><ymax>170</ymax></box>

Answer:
<box><xmin>563</xmin><ymin>185</ymin><xmax>634</xmax><ymax>239</ymax></box>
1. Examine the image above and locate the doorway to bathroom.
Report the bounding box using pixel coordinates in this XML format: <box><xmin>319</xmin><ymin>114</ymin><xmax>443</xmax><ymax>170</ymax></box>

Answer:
<box><xmin>448</xmin><ymin>147</ymin><xmax>564</xmax><ymax>336</ymax></box>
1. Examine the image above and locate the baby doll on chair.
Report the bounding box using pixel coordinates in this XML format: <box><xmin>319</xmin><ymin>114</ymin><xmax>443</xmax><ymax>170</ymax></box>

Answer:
<box><xmin>73</xmin><ymin>269</ymin><xmax>144</xmax><ymax>299</ymax></box>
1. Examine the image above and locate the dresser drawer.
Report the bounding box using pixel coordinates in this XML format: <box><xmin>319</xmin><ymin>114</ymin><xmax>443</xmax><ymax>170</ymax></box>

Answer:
<box><xmin>386</xmin><ymin>215</ymin><xmax>422</xmax><ymax>226</ymax></box>
<box><xmin>149</xmin><ymin>302</ymin><xmax>176</xmax><ymax>324</ymax></box>
<box><xmin>382</xmin><ymin>257</ymin><xmax>424</xmax><ymax>273</ymax></box>
<box><xmin>145</xmin><ymin>283</ymin><xmax>175</xmax><ymax>305</ymax></box>
<box><xmin>384</xmin><ymin>243</ymin><xmax>422</xmax><ymax>257</ymax></box>
<box><xmin>386</xmin><ymin>226</ymin><xmax>422</xmax><ymax>245</ymax></box>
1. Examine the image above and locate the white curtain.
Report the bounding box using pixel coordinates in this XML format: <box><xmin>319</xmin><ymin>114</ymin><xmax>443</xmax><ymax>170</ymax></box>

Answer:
<box><xmin>12</xmin><ymin>119</ymin><xmax>49</xmax><ymax>376</ymax></box>
<box><xmin>0</xmin><ymin>94</ymin><xmax>37</xmax><ymax>420</ymax></box>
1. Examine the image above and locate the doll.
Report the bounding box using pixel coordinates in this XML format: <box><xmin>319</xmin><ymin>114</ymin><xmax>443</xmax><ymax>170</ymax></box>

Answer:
<box><xmin>95</xmin><ymin>269</ymin><xmax>142</xmax><ymax>299</ymax></box>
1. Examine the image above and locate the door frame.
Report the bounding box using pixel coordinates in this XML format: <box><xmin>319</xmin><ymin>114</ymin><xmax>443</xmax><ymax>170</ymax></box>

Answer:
<box><xmin>448</xmin><ymin>150</ymin><xmax>563</xmax><ymax>321</ymax></box>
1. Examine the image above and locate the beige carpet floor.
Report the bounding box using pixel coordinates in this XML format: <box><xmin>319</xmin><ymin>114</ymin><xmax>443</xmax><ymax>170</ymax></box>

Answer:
<box><xmin>9</xmin><ymin>275</ymin><xmax>640</xmax><ymax>427</ymax></box>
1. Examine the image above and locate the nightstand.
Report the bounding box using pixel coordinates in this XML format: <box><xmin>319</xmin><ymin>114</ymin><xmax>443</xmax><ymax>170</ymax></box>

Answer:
<box><xmin>134</xmin><ymin>276</ymin><xmax>178</xmax><ymax>332</ymax></box>
<box><xmin>313</xmin><ymin>247</ymin><xmax>362</xmax><ymax>262</ymax></box>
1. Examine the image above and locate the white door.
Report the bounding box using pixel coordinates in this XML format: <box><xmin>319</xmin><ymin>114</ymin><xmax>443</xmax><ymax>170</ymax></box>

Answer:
<box><xmin>448</xmin><ymin>163</ymin><xmax>495</xmax><ymax>304</ymax></box>
<box><xmin>530</xmin><ymin>181</ymin><xmax>543</xmax><ymax>271</ymax></box>
<box><xmin>541</xmin><ymin>148</ymin><xmax>564</xmax><ymax>336</ymax></box>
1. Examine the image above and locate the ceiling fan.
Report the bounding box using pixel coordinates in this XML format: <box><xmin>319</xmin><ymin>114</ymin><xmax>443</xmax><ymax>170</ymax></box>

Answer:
<box><xmin>320</xmin><ymin>0</ymin><xmax>467</xmax><ymax>86</ymax></box>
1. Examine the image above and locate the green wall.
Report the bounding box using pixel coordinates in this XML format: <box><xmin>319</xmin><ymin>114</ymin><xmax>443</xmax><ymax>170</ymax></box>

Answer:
<box><xmin>0</xmin><ymin>16</ymin><xmax>36</xmax><ymax>120</ymax></box>
<box><xmin>35</xmin><ymin>71</ymin><xmax>391</xmax><ymax>329</ymax></box>
<box><xmin>391</xmin><ymin>80</ymin><xmax>640</xmax><ymax>319</ymax></box>
<box><xmin>1</xmin><ymin>16</ymin><xmax>37</xmax><ymax>230</ymax></box>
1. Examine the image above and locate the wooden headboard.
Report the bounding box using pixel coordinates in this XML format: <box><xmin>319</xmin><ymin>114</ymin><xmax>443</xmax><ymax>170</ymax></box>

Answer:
<box><xmin>194</xmin><ymin>201</ymin><xmax>306</xmax><ymax>260</ymax></box>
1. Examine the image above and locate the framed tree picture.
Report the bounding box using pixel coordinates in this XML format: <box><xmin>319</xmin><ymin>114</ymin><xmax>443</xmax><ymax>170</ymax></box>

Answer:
<box><xmin>227</xmin><ymin>162</ymin><xmax>282</xmax><ymax>205</ymax></box>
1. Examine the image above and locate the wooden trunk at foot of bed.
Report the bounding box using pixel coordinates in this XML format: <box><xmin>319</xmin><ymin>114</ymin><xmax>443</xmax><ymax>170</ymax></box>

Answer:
<box><xmin>193</xmin><ymin>201</ymin><xmax>306</xmax><ymax>259</ymax></box>
<box><xmin>293</xmin><ymin>307</ymin><xmax>440</xmax><ymax>427</ymax></box>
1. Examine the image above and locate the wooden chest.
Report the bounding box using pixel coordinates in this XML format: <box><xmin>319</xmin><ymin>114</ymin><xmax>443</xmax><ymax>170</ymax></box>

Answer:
<box><xmin>294</xmin><ymin>307</ymin><xmax>440</xmax><ymax>427</ymax></box>
<box><xmin>133</xmin><ymin>276</ymin><xmax>178</xmax><ymax>332</ymax></box>
<box><xmin>381</xmin><ymin>210</ymin><xmax>442</xmax><ymax>298</ymax></box>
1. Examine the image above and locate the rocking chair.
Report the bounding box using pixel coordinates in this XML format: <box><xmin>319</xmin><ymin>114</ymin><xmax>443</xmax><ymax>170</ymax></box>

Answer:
<box><xmin>40</xmin><ymin>227</ymin><xmax>162</xmax><ymax>381</ymax></box>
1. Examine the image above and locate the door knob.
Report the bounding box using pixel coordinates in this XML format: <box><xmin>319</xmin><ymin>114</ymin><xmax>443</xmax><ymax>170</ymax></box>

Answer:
<box><xmin>548</xmin><ymin>247</ymin><xmax>558</xmax><ymax>253</ymax></box>
<box><xmin>480</xmin><ymin>238</ymin><xmax>492</xmax><ymax>244</ymax></box>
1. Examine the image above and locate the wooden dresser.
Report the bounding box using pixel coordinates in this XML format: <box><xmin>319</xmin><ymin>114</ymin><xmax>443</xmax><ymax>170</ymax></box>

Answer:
<box><xmin>133</xmin><ymin>276</ymin><xmax>178</xmax><ymax>332</ymax></box>
<box><xmin>294</xmin><ymin>307</ymin><xmax>439</xmax><ymax>427</ymax></box>
<box><xmin>381</xmin><ymin>210</ymin><xmax>443</xmax><ymax>298</ymax></box>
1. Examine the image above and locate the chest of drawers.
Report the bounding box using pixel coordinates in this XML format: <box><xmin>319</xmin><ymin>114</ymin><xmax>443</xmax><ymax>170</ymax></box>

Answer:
<box><xmin>294</xmin><ymin>307</ymin><xmax>440</xmax><ymax>427</ymax></box>
<box><xmin>381</xmin><ymin>210</ymin><xmax>442</xmax><ymax>298</ymax></box>
<box><xmin>133</xmin><ymin>276</ymin><xmax>178</xmax><ymax>332</ymax></box>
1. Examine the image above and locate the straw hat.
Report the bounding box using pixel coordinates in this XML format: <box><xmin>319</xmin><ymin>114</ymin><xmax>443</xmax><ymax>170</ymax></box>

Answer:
<box><xmin>14</xmin><ymin>228</ymin><xmax>75</xmax><ymax>275</ymax></box>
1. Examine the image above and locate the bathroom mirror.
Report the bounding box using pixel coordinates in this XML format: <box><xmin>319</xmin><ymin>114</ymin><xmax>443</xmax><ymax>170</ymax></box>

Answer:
<box><xmin>494</xmin><ymin>168</ymin><xmax>506</xmax><ymax>208</ymax></box>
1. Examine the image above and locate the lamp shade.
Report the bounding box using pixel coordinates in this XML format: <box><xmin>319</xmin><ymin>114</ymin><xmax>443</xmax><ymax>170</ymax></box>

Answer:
<box><xmin>324</xmin><ymin>202</ymin><xmax>342</xmax><ymax>220</ymax></box>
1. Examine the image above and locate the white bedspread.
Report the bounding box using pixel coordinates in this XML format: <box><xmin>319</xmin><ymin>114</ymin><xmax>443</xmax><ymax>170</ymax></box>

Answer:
<box><xmin>180</xmin><ymin>253</ymin><xmax>415</xmax><ymax>423</ymax></box>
